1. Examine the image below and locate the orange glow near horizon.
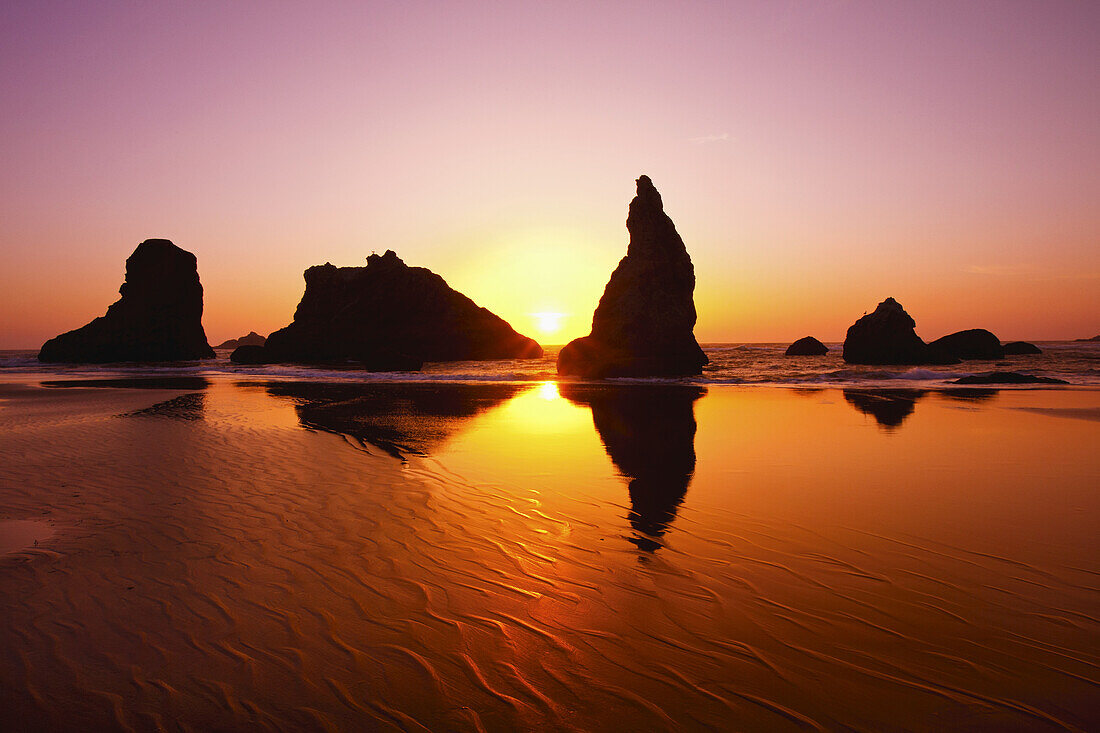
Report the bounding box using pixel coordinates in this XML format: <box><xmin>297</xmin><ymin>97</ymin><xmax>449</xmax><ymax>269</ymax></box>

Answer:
<box><xmin>1</xmin><ymin>3</ymin><xmax>1098</xmax><ymax>348</ymax></box>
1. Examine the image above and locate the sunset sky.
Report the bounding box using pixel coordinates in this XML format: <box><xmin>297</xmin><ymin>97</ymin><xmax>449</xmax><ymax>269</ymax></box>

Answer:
<box><xmin>1</xmin><ymin>1</ymin><xmax>1097</xmax><ymax>349</ymax></box>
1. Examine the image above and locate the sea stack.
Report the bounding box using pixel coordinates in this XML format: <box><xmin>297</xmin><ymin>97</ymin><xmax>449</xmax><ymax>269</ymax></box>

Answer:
<box><xmin>38</xmin><ymin>239</ymin><xmax>215</xmax><ymax>363</ymax></box>
<box><xmin>557</xmin><ymin>176</ymin><xmax>708</xmax><ymax>377</ymax></box>
<box><xmin>927</xmin><ymin>329</ymin><xmax>1004</xmax><ymax>361</ymax></box>
<box><xmin>215</xmin><ymin>331</ymin><xmax>266</xmax><ymax>350</ymax></box>
<box><xmin>1002</xmin><ymin>341</ymin><xmax>1042</xmax><ymax>355</ymax></box>
<box><xmin>244</xmin><ymin>250</ymin><xmax>542</xmax><ymax>369</ymax></box>
<box><xmin>785</xmin><ymin>336</ymin><xmax>829</xmax><ymax>356</ymax></box>
<box><xmin>842</xmin><ymin>297</ymin><xmax>936</xmax><ymax>365</ymax></box>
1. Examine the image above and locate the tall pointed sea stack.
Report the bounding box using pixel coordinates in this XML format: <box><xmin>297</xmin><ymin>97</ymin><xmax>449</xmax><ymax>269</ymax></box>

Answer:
<box><xmin>557</xmin><ymin>176</ymin><xmax>708</xmax><ymax>377</ymax></box>
<box><xmin>38</xmin><ymin>239</ymin><xmax>215</xmax><ymax>363</ymax></box>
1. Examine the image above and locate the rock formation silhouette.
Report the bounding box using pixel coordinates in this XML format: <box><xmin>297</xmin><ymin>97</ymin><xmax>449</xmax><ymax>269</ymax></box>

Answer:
<box><xmin>240</xmin><ymin>250</ymin><xmax>541</xmax><ymax>369</ymax></box>
<box><xmin>1002</xmin><ymin>341</ymin><xmax>1042</xmax><ymax>355</ymax></box>
<box><xmin>785</xmin><ymin>336</ymin><xmax>829</xmax><ymax>356</ymax></box>
<box><xmin>842</xmin><ymin>297</ymin><xmax>952</xmax><ymax>365</ymax></box>
<box><xmin>215</xmin><ymin>331</ymin><xmax>266</xmax><ymax>349</ymax></box>
<box><xmin>557</xmin><ymin>176</ymin><xmax>708</xmax><ymax>377</ymax></box>
<box><xmin>927</xmin><ymin>329</ymin><xmax>1004</xmax><ymax>361</ymax></box>
<box><xmin>954</xmin><ymin>371</ymin><xmax>1068</xmax><ymax>385</ymax></box>
<box><xmin>38</xmin><ymin>239</ymin><xmax>215</xmax><ymax>363</ymax></box>
<box><xmin>560</xmin><ymin>384</ymin><xmax>705</xmax><ymax>552</ymax></box>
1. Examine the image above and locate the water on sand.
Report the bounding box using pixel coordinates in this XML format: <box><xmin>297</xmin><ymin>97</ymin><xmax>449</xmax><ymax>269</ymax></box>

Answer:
<box><xmin>0</xmin><ymin>378</ymin><xmax>1097</xmax><ymax>731</ymax></box>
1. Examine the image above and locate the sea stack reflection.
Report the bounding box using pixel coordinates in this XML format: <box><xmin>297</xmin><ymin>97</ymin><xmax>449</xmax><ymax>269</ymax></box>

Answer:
<box><xmin>557</xmin><ymin>176</ymin><xmax>708</xmax><ymax>377</ymax></box>
<box><xmin>561</xmin><ymin>385</ymin><xmax>704</xmax><ymax>552</ymax></box>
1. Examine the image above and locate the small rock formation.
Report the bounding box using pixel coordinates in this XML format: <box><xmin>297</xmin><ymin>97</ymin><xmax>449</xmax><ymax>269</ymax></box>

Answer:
<box><xmin>241</xmin><ymin>250</ymin><xmax>541</xmax><ymax>369</ymax></box>
<box><xmin>229</xmin><ymin>344</ymin><xmax>268</xmax><ymax>364</ymax></box>
<box><xmin>38</xmin><ymin>239</ymin><xmax>215</xmax><ymax>363</ymax></box>
<box><xmin>1073</xmin><ymin>335</ymin><xmax>1100</xmax><ymax>342</ymax></box>
<box><xmin>1002</xmin><ymin>341</ymin><xmax>1042</xmax><ymax>355</ymax></box>
<box><xmin>927</xmin><ymin>329</ymin><xmax>1004</xmax><ymax>361</ymax></box>
<box><xmin>954</xmin><ymin>371</ymin><xmax>1068</xmax><ymax>385</ymax></box>
<box><xmin>785</xmin><ymin>336</ymin><xmax>829</xmax><ymax>356</ymax></box>
<box><xmin>842</xmin><ymin>298</ymin><xmax>945</xmax><ymax>365</ymax></box>
<box><xmin>557</xmin><ymin>176</ymin><xmax>708</xmax><ymax>377</ymax></box>
<box><xmin>215</xmin><ymin>331</ymin><xmax>266</xmax><ymax>350</ymax></box>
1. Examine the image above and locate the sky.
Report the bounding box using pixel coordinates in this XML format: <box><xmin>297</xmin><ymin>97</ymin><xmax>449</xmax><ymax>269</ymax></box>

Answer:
<box><xmin>1</xmin><ymin>0</ymin><xmax>1097</xmax><ymax>348</ymax></box>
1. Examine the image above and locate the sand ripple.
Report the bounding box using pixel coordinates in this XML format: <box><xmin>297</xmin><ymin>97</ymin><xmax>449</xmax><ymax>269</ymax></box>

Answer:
<box><xmin>0</xmin><ymin>380</ymin><xmax>1096</xmax><ymax>731</ymax></box>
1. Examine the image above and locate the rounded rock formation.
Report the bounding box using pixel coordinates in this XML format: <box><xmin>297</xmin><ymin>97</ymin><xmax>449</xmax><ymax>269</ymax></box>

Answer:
<box><xmin>927</xmin><ymin>329</ymin><xmax>1004</xmax><ymax>361</ymax></box>
<box><xmin>785</xmin><ymin>336</ymin><xmax>829</xmax><ymax>356</ymax></box>
<box><xmin>1002</xmin><ymin>341</ymin><xmax>1042</xmax><ymax>355</ymax></box>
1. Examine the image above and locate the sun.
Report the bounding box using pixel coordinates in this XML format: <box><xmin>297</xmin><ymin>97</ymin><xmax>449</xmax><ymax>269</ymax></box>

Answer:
<box><xmin>531</xmin><ymin>311</ymin><xmax>566</xmax><ymax>337</ymax></box>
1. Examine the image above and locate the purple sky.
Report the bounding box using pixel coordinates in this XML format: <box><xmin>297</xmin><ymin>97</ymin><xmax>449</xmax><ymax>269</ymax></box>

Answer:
<box><xmin>2</xmin><ymin>1</ymin><xmax>1097</xmax><ymax>346</ymax></box>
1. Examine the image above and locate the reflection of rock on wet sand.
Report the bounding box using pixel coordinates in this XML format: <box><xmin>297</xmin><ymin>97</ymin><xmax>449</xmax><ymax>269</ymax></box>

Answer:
<box><xmin>843</xmin><ymin>389</ymin><xmax>927</xmax><ymax>430</ymax></box>
<box><xmin>844</xmin><ymin>388</ymin><xmax>999</xmax><ymax>430</ymax></box>
<box><xmin>559</xmin><ymin>385</ymin><xmax>705</xmax><ymax>552</ymax></box>
<box><xmin>262</xmin><ymin>382</ymin><xmax>529</xmax><ymax>459</ymax></box>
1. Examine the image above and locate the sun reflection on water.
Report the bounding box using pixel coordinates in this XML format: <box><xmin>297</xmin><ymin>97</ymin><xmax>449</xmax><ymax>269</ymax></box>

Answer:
<box><xmin>537</xmin><ymin>381</ymin><xmax>560</xmax><ymax>401</ymax></box>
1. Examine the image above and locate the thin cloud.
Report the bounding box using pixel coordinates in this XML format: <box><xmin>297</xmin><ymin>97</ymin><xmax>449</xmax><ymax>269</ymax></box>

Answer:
<box><xmin>689</xmin><ymin>132</ymin><xmax>730</xmax><ymax>145</ymax></box>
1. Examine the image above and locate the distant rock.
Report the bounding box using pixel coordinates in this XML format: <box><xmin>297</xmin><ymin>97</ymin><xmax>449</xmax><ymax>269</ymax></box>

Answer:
<box><xmin>954</xmin><ymin>371</ymin><xmax>1068</xmax><ymax>385</ymax></box>
<box><xmin>1074</xmin><ymin>335</ymin><xmax>1100</xmax><ymax>342</ymax></box>
<box><xmin>215</xmin><ymin>331</ymin><xmax>266</xmax><ymax>350</ymax></box>
<box><xmin>557</xmin><ymin>176</ymin><xmax>708</xmax><ymax>377</ymax></box>
<box><xmin>38</xmin><ymin>239</ymin><xmax>215</xmax><ymax>363</ymax></box>
<box><xmin>784</xmin><ymin>336</ymin><xmax>829</xmax><ymax>356</ymax></box>
<box><xmin>244</xmin><ymin>250</ymin><xmax>541</xmax><ymax>369</ymax></box>
<box><xmin>1002</xmin><ymin>341</ymin><xmax>1042</xmax><ymax>355</ymax></box>
<box><xmin>927</xmin><ymin>329</ymin><xmax>1004</xmax><ymax>361</ymax></box>
<box><xmin>229</xmin><ymin>344</ymin><xmax>268</xmax><ymax>364</ymax></box>
<box><xmin>842</xmin><ymin>298</ymin><xmax>947</xmax><ymax>365</ymax></box>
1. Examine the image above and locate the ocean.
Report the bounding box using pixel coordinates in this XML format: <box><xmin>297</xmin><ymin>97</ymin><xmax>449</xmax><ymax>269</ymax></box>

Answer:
<box><xmin>3</xmin><ymin>340</ymin><xmax>1098</xmax><ymax>386</ymax></box>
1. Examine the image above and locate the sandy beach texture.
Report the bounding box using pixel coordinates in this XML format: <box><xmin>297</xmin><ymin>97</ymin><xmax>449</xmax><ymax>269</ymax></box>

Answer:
<box><xmin>1</xmin><ymin>378</ymin><xmax>1097</xmax><ymax>731</ymax></box>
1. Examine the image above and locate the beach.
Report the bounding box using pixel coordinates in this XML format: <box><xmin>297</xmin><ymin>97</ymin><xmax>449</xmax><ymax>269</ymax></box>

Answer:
<box><xmin>1</xmin><ymin>376</ymin><xmax>1097</xmax><ymax>731</ymax></box>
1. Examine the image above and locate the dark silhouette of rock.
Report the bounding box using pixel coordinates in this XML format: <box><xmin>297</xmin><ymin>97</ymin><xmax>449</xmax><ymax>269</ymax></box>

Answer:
<box><xmin>954</xmin><ymin>371</ymin><xmax>1068</xmax><ymax>385</ymax></box>
<box><xmin>785</xmin><ymin>336</ymin><xmax>829</xmax><ymax>356</ymax></box>
<box><xmin>215</xmin><ymin>331</ymin><xmax>266</xmax><ymax>350</ymax></box>
<box><xmin>38</xmin><ymin>239</ymin><xmax>215</xmax><ymax>363</ymax></box>
<box><xmin>559</xmin><ymin>384</ymin><xmax>704</xmax><ymax>552</ymax></box>
<box><xmin>229</xmin><ymin>344</ymin><xmax>268</xmax><ymax>364</ymax></box>
<box><xmin>264</xmin><ymin>382</ymin><xmax>527</xmax><ymax>459</ymax></box>
<box><xmin>246</xmin><ymin>250</ymin><xmax>540</xmax><ymax>369</ymax></box>
<box><xmin>843</xmin><ymin>389</ymin><xmax>927</xmax><ymax>430</ymax></box>
<box><xmin>927</xmin><ymin>329</ymin><xmax>1004</xmax><ymax>361</ymax></box>
<box><xmin>1074</xmin><ymin>335</ymin><xmax>1100</xmax><ymax>342</ymax></box>
<box><xmin>842</xmin><ymin>298</ymin><xmax>953</xmax><ymax>365</ymax></box>
<box><xmin>557</xmin><ymin>176</ymin><xmax>708</xmax><ymax>377</ymax></box>
<box><xmin>1002</xmin><ymin>341</ymin><xmax>1042</xmax><ymax>355</ymax></box>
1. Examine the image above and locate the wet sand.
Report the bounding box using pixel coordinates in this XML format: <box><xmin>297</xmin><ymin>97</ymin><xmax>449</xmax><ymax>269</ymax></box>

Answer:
<box><xmin>0</xmin><ymin>379</ymin><xmax>1097</xmax><ymax>731</ymax></box>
